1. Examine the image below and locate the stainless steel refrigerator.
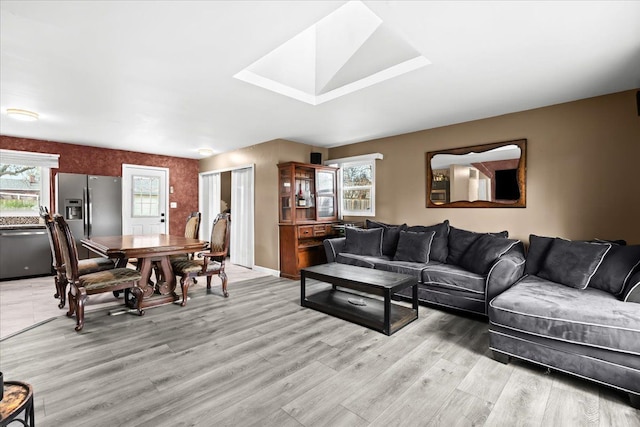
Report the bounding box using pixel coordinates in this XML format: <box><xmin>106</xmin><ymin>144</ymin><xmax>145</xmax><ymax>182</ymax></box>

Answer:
<box><xmin>56</xmin><ymin>173</ymin><xmax>122</xmax><ymax>259</ymax></box>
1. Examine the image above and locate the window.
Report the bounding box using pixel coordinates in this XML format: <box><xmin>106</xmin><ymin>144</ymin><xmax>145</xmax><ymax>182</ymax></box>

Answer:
<box><xmin>327</xmin><ymin>153</ymin><xmax>382</xmax><ymax>218</ymax></box>
<box><xmin>132</xmin><ymin>175</ymin><xmax>161</xmax><ymax>217</ymax></box>
<box><xmin>0</xmin><ymin>150</ymin><xmax>59</xmax><ymax>218</ymax></box>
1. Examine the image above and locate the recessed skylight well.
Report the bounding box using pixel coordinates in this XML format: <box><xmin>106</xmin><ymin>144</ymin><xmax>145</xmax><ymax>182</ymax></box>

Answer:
<box><xmin>234</xmin><ymin>1</ymin><xmax>430</xmax><ymax>105</ymax></box>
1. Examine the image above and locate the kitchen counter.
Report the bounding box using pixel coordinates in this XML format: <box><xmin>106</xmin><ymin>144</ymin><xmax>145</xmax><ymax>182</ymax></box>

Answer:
<box><xmin>0</xmin><ymin>224</ymin><xmax>46</xmax><ymax>230</ymax></box>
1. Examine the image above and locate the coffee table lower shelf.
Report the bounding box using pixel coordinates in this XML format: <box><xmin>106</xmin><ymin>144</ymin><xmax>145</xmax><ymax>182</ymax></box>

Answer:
<box><xmin>303</xmin><ymin>288</ymin><xmax>417</xmax><ymax>336</ymax></box>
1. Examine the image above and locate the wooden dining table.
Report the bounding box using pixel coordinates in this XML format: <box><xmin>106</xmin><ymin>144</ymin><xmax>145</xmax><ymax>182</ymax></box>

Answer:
<box><xmin>81</xmin><ymin>234</ymin><xmax>208</xmax><ymax>309</ymax></box>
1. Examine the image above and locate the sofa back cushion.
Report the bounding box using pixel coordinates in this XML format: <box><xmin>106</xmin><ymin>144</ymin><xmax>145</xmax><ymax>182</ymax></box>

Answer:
<box><xmin>365</xmin><ymin>219</ymin><xmax>408</xmax><ymax>257</ymax></box>
<box><xmin>537</xmin><ymin>238</ymin><xmax>611</xmax><ymax>289</ymax></box>
<box><xmin>589</xmin><ymin>244</ymin><xmax>640</xmax><ymax>296</ymax></box>
<box><xmin>446</xmin><ymin>226</ymin><xmax>508</xmax><ymax>265</ymax></box>
<box><xmin>393</xmin><ymin>230</ymin><xmax>436</xmax><ymax>263</ymax></box>
<box><xmin>525</xmin><ymin>234</ymin><xmax>555</xmax><ymax>275</ymax></box>
<box><xmin>343</xmin><ymin>227</ymin><xmax>384</xmax><ymax>257</ymax></box>
<box><xmin>460</xmin><ymin>234</ymin><xmax>521</xmax><ymax>275</ymax></box>
<box><xmin>407</xmin><ymin>220</ymin><xmax>449</xmax><ymax>263</ymax></box>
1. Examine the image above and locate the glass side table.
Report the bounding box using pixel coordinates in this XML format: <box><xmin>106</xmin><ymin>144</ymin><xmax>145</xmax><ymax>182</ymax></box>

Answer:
<box><xmin>0</xmin><ymin>381</ymin><xmax>34</xmax><ymax>427</ymax></box>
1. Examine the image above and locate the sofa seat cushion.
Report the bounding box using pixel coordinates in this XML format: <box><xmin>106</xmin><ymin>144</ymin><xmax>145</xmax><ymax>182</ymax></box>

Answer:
<box><xmin>373</xmin><ymin>259</ymin><xmax>432</xmax><ymax>278</ymax></box>
<box><xmin>336</xmin><ymin>253</ymin><xmax>390</xmax><ymax>268</ymax></box>
<box><xmin>489</xmin><ymin>275</ymin><xmax>640</xmax><ymax>354</ymax></box>
<box><xmin>420</xmin><ymin>264</ymin><xmax>486</xmax><ymax>295</ymax></box>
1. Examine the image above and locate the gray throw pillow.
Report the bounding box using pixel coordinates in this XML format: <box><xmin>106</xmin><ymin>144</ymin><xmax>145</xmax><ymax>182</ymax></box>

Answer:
<box><xmin>407</xmin><ymin>220</ymin><xmax>450</xmax><ymax>263</ymax></box>
<box><xmin>393</xmin><ymin>230</ymin><xmax>435</xmax><ymax>263</ymax></box>
<box><xmin>589</xmin><ymin>244</ymin><xmax>640</xmax><ymax>296</ymax></box>
<box><xmin>366</xmin><ymin>219</ymin><xmax>408</xmax><ymax>257</ymax></box>
<box><xmin>524</xmin><ymin>234</ymin><xmax>555</xmax><ymax>275</ymax></box>
<box><xmin>538</xmin><ymin>238</ymin><xmax>611</xmax><ymax>289</ymax></box>
<box><xmin>460</xmin><ymin>234</ymin><xmax>520</xmax><ymax>275</ymax></box>
<box><xmin>344</xmin><ymin>227</ymin><xmax>383</xmax><ymax>257</ymax></box>
<box><xmin>623</xmin><ymin>271</ymin><xmax>640</xmax><ymax>303</ymax></box>
<box><xmin>447</xmin><ymin>226</ymin><xmax>508</xmax><ymax>265</ymax></box>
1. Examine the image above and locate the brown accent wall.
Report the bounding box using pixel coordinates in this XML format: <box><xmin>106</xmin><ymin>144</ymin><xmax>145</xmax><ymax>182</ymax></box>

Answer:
<box><xmin>199</xmin><ymin>139</ymin><xmax>329</xmax><ymax>271</ymax></box>
<box><xmin>0</xmin><ymin>136</ymin><xmax>199</xmax><ymax>235</ymax></box>
<box><xmin>328</xmin><ymin>90</ymin><xmax>640</xmax><ymax>244</ymax></box>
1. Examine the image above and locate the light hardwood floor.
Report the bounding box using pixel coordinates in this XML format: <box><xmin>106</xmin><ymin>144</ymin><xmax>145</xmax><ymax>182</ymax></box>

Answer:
<box><xmin>1</xmin><ymin>274</ymin><xmax>639</xmax><ymax>426</ymax></box>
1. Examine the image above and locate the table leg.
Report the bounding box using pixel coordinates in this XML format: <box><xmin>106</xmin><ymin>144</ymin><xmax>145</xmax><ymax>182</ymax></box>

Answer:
<box><xmin>157</xmin><ymin>255</ymin><xmax>177</xmax><ymax>298</ymax></box>
<box><xmin>137</xmin><ymin>258</ymin><xmax>155</xmax><ymax>299</ymax></box>
<box><xmin>384</xmin><ymin>289</ymin><xmax>391</xmax><ymax>335</ymax></box>
<box><xmin>300</xmin><ymin>270</ymin><xmax>306</xmax><ymax>306</ymax></box>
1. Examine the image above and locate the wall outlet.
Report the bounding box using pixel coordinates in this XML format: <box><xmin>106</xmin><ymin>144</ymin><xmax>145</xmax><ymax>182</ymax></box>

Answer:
<box><xmin>170</xmin><ymin>202</ymin><xmax>177</xmax><ymax>208</ymax></box>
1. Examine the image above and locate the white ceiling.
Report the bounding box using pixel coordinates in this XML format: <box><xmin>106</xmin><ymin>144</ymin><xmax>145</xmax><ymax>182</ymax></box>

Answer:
<box><xmin>1</xmin><ymin>1</ymin><xmax>639</xmax><ymax>160</ymax></box>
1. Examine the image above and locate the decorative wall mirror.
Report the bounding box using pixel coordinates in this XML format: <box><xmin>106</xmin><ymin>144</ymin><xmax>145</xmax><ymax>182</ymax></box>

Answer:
<box><xmin>426</xmin><ymin>139</ymin><xmax>526</xmax><ymax>208</ymax></box>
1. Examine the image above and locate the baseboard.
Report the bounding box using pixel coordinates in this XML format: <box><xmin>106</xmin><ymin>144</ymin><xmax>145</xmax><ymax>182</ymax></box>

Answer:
<box><xmin>252</xmin><ymin>264</ymin><xmax>280</xmax><ymax>277</ymax></box>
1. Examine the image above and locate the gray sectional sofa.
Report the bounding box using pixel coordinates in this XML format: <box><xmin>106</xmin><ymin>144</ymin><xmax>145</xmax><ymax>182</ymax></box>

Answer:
<box><xmin>323</xmin><ymin>220</ymin><xmax>526</xmax><ymax>316</ymax></box>
<box><xmin>323</xmin><ymin>223</ymin><xmax>640</xmax><ymax>407</ymax></box>
<box><xmin>489</xmin><ymin>235</ymin><xmax>640</xmax><ymax>408</ymax></box>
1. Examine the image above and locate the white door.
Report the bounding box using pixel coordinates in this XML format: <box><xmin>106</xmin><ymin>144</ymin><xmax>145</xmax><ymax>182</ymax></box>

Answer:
<box><xmin>231</xmin><ymin>166</ymin><xmax>254</xmax><ymax>268</ymax></box>
<box><xmin>122</xmin><ymin>164</ymin><xmax>169</xmax><ymax>235</ymax></box>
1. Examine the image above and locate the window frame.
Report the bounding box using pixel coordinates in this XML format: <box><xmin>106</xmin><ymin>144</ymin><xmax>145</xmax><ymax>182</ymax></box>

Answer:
<box><xmin>326</xmin><ymin>153</ymin><xmax>382</xmax><ymax>219</ymax></box>
<box><xmin>0</xmin><ymin>150</ymin><xmax>59</xmax><ymax>217</ymax></box>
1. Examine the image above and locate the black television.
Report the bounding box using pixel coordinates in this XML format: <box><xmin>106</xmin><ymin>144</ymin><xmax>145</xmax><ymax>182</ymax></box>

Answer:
<box><xmin>494</xmin><ymin>169</ymin><xmax>520</xmax><ymax>200</ymax></box>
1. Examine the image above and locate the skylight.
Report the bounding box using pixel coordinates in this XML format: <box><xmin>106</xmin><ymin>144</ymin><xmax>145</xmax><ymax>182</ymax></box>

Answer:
<box><xmin>234</xmin><ymin>1</ymin><xmax>430</xmax><ymax>105</ymax></box>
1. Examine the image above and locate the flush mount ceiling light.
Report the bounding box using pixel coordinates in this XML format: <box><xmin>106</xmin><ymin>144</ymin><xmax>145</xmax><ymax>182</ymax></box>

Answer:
<box><xmin>234</xmin><ymin>0</ymin><xmax>430</xmax><ymax>105</ymax></box>
<box><xmin>6</xmin><ymin>108</ymin><xmax>39</xmax><ymax>121</ymax></box>
<box><xmin>198</xmin><ymin>148</ymin><xmax>214</xmax><ymax>156</ymax></box>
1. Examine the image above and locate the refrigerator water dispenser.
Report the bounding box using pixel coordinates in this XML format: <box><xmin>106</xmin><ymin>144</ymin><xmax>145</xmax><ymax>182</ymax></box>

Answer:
<box><xmin>65</xmin><ymin>199</ymin><xmax>83</xmax><ymax>220</ymax></box>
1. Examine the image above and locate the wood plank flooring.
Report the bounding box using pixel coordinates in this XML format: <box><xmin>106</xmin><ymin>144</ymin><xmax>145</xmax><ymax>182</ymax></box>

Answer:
<box><xmin>1</xmin><ymin>276</ymin><xmax>638</xmax><ymax>426</ymax></box>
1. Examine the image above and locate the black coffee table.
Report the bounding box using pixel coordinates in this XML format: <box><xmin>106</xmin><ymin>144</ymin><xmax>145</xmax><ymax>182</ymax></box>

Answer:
<box><xmin>301</xmin><ymin>263</ymin><xmax>418</xmax><ymax>335</ymax></box>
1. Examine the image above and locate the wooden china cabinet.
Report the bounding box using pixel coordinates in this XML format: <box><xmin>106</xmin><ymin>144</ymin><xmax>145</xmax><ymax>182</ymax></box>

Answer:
<box><xmin>278</xmin><ymin>162</ymin><xmax>340</xmax><ymax>279</ymax></box>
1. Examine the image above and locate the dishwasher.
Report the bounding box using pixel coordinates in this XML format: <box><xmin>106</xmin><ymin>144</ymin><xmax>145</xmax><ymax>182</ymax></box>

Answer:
<box><xmin>0</xmin><ymin>227</ymin><xmax>52</xmax><ymax>280</ymax></box>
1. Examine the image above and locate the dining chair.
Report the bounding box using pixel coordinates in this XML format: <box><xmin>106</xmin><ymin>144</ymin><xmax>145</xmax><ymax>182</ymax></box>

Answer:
<box><xmin>39</xmin><ymin>207</ymin><xmax>116</xmax><ymax>309</ymax></box>
<box><xmin>171</xmin><ymin>213</ymin><xmax>230</xmax><ymax>306</ymax></box>
<box><xmin>54</xmin><ymin>214</ymin><xmax>144</xmax><ymax>331</ymax></box>
<box><xmin>152</xmin><ymin>211</ymin><xmax>201</xmax><ymax>283</ymax></box>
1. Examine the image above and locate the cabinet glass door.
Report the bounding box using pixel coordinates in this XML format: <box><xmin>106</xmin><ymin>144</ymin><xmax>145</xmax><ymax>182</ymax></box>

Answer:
<box><xmin>279</xmin><ymin>167</ymin><xmax>293</xmax><ymax>222</ymax></box>
<box><xmin>316</xmin><ymin>170</ymin><xmax>336</xmax><ymax>220</ymax></box>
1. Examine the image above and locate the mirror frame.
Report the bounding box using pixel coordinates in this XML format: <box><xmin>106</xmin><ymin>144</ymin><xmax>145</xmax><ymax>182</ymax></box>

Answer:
<box><xmin>426</xmin><ymin>139</ymin><xmax>527</xmax><ymax>208</ymax></box>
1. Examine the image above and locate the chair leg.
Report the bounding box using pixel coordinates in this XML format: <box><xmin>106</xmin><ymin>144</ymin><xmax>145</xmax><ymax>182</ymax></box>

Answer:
<box><xmin>220</xmin><ymin>271</ymin><xmax>228</xmax><ymax>297</ymax></box>
<box><xmin>66</xmin><ymin>289</ymin><xmax>76</xmax><ymax>318</ymax></box>
<box><xmin>131</xmin><ymin>286</ymin><xmax>145</xmax><ymax>316</ymax></box>
<box><xmin>180</xmin><ymin>277</ymin><xmax>191</xmax><ymax>307</ymax></box>
<box><xmin>206</xmin><ymin>276</ymin><xmax>212</xmax><ymax>290</ymax></box>
<box><xmin>55</xmin><ymin>275</ymin><xmax>67</xmax><ymax>309</ymax></box>
<box><xmin>74</xmin><ymin>288</ymin><xmax>88</xmax><ymax>332</ymax></box>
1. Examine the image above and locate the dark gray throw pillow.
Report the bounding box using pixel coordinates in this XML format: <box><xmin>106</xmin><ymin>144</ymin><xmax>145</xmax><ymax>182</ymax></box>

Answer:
<box><xmin>460</xmin><ymin>234</ymin><xmax>520</xmax><ymax>275</ymax></box>
<box><xmin>623</xmin><ymin>271</ymin><xmax>640</xmax><ymax>303</ymax></box>
<box><xmin>343</xmin><ymin>227</ymin><xmax>384</xmax><ymax>257</ymax></box>
<box><xmin>366</xmin><ymin>219</ymin><xmax>408</xmax><ymax>257</ymax></box>
<box><xmin>394</xmin><ymin>230</ymin><xmax>435</xmax><ymax>263</ymax></box>
<box><xmin>447</xmin><ymin>226</ymin><xmax>509</xmax><ymax>265</ymax></box>
<box><xmin>524</xmin><ymin>234</ymin><xmax>555</xmax><ymax>275</ymax></box>
<box><xmin>538</xmin><ymin>238</ymin><xmax>611</xmax><ymax>289</ymax></box>
<box><xmin>589</xmin><ymin>244</ymin><xmax>640</xmax><ymax>296</ymax></box>
<box><xmin>407</xmin><ymin>220</ymin><xmax>450</xmax><ymax>263</ymax></box>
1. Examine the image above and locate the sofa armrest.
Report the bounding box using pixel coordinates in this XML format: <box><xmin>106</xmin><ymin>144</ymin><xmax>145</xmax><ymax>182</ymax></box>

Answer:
<box><xmin>485</xmin><ymin>241</ymin><xmax>526</xmax><ymax>312</ymax></box>
<box><xmin>323</xmin><ymin>237</ymin><xmax>346</xmax><ymax>263</ymax></box>
<box><xmin>623</xmin><ymin>270</ymin><xmax>640</xmax><ymax>303</ymax></box>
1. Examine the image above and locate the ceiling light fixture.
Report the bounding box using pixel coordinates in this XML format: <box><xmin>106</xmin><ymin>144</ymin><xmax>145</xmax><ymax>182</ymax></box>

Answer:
<box><xmin>6</xmin><ymin>108</ymin><xmax>39</xmax><ymax>121</ymax></box>
<box><xmin>198</xmin><ymin>148</ymin><xmax>214</xmax><ymax>157</ymax></box>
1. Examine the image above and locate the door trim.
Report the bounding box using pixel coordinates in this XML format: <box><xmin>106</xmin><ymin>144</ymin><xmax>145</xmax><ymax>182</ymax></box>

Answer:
<box><xmin>122</xmin><ymin>164</ymin><xmax>170</xmax><ymax>235</ymax></box>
